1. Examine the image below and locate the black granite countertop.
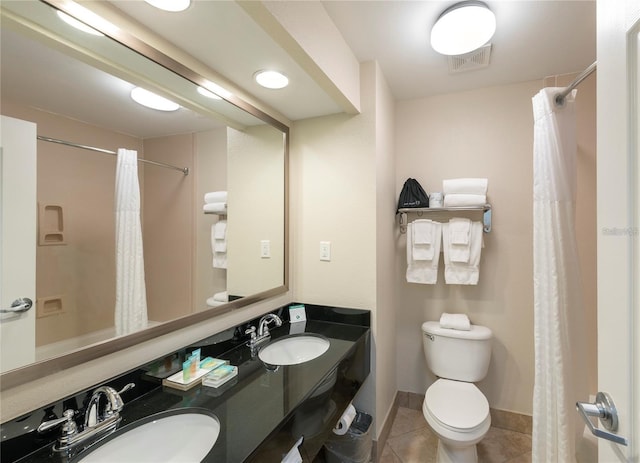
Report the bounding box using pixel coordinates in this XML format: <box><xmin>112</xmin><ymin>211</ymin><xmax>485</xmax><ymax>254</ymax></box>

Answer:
<box><xmin>2</xmin><ymin>304</ymin><xmax>371</xmax><ymax>463</ymax></box>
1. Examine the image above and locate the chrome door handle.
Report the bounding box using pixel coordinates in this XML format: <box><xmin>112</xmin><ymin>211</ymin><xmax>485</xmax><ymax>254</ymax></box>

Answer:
<box><xmin>1</xmin><ymin>297</ymin><xmax>33</xmax><ymax>313</ymax></box>
<box><xmin>576</xmin><ymin>392</ymin><xmax>628</xmax><ymax>446</ymax></box>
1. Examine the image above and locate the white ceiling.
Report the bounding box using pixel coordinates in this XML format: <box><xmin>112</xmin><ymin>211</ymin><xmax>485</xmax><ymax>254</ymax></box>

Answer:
<box><xmin>322</xmin><ymin>1</ymin><xmax>596</xmax><ymax>101</ymax></box>
<box><xmin>110</xmin><ymin>0</ymin><xmax>596</xmax><ymax>118</ymax></box>
<box><xmin>1</xmin><ymin>1</ymin><xmax>596</xmax><ymax>137</ymax></box>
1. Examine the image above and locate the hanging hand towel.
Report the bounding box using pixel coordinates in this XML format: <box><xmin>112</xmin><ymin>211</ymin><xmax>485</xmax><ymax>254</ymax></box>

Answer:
<box><xmin>204</xmin><ymin>191</ymin><xmax>228</xmax><ymax>204</ymax></box>
<box><xmin>448</xmin><ymin>218</ymin><xmax>471</xmax><ymax>263</ymax></box>
<box><xmin>211</xmin><ymin>221</ymin><xmax>228</xmax><ymax>269</ymax></box>
<box><xmin>442</xmin><ymin>220</ymin><xmax>483</xmax><ymax>285</ymax></box>
<box><xmin>439</xmin><ymin>313</ymin><xmax>471</xmax><ymax>331</ymax></box>
<box><xmin>442</xmin><ymin>178</ymin><xmax>488</xmax><ymax>196</ymax></box>
<box><xmin>443</xmin><ymin>194</ymin><xmax>487</xmax><ymax>207</ymax></box>
<box><xmin>406</xmin><ymin>220</ymin><xmax>442</xmax><ymax>284</ymax></box>
<box><xmin>412</xmin><ymin>219</ymin><xmax>435</xmax><ymax>260</ymax></box>
<box><xmin>214</xmin><ymin>220</ymin><xmax>227</xmax><ymax>239</ymax></box>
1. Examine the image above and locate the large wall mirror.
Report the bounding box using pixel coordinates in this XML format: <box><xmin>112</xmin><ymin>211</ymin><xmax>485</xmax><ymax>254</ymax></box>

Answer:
<box><xmin>0</xmin><ymin>0</ymin><xmax>288</xmax><ymax>387</ymax></box>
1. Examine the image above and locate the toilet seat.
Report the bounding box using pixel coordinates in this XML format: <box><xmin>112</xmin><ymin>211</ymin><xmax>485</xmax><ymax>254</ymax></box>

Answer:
<box><xmin>424</xmin><ymin>379</ymin><xmax>489</xmax><ymax>433</ymax></box>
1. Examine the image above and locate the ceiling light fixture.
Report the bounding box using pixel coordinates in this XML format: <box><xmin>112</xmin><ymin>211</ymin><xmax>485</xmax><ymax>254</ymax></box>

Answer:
<box><xmin>254</xmin><ymin>70</ymin><xmax>289</xmax><ymax>90</ymax></box>
<box><xmin>144</xmin><ymin>0</ymin><xmax>191</xmax><ymax>12</ymax></box>
<box><xmin>130</xmin><ymin>87</ymin><xmax>179</xmax><ymax>111</ymax></box>
<box><xmin>430</xmin><ymin>1</ymin><xmax>496</xmax><ymax>56</ymax></box>
<box><xmin>56</xmin><ymin>10</ymin><xmax>104</xmax><ymax>36</ymax></box>
<box><xmin>197</xmin><ymin>86</ymin><xmax>222</xmax><ymax>100</ymax></box>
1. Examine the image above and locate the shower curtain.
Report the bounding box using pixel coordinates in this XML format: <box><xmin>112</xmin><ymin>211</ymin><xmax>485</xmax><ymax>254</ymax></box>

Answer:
<box><xmin>532</xmin><ymin>88</ymin><xmax>587</xmax><ymax>462</ymax></box>
<box><xmin>114</xmin><ymin>149</ymin><xmax>148</xmax><ymax>336</ymax></box>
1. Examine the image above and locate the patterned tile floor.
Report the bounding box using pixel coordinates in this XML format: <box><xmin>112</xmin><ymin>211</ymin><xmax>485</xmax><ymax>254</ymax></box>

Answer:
<box><xmin>379</xmin><ymin>407</ymin><xmax>532</xmax><ymax>463</ymax></box>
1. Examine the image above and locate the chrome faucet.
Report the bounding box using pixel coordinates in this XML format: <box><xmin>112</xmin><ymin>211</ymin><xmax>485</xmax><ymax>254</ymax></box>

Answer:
<box><xmin>258</xmin><ymin>313</ymin><xmax>282</xmax><ymax>337</ymax></box>
<box><xmin>246</xmin><ymin>313</ymin><xmax>282</xmax><ymax>353</ymax></box>
<box><xmin>37</xmin><ymin>383</ymin><xmax>135</xmax><ymax>451</ymax></box>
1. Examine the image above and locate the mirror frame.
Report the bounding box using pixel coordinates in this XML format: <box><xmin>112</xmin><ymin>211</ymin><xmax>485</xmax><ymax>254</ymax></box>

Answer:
<box><xmin>0</xmin><ymin>0</ymin><xmax>289</xmax><ymax>390</ymax></box>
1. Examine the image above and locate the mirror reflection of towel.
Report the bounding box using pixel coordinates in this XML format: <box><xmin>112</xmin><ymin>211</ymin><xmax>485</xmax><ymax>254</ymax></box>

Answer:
<box><xmin>212</xmin><ymin>220</ymin><xmax>227</xmax><ymax>269</ymax></box>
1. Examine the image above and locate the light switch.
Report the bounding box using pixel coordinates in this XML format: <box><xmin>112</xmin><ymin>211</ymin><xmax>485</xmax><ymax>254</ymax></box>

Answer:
<box><xmin>261</xmin><ymin>240</ymin><xmax>271</xmax><ymax>258</ymax></box>
<box><xmin>320</xmin><ymin>241</ymin><xmax>331</xmax><ymax>261</ymax></box>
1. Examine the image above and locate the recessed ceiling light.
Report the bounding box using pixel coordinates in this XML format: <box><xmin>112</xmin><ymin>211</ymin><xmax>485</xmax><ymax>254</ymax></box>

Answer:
<box><xmin>254</xmin><ymin>70</ymin><xmax>289</xmax><ymax>89</ymax></box>
<box><xmin>144</xmin><ymin>0</ymin><xmax>191</xmax><ymax>12</ymax></box>
<box><xmin>430</xmin><ymin>1</ymin><xmax>496</xmax><ymax>56</ymax></box>
<box><xmin>56</xmin><ymin>10</ymin><xmax>104</xmax><ymax>36</ymax></box>
<box><xmin>130</xmin><ymin>87</ymin><xmax>179</xmax><ymax>111</ymax></box>
<box><xmin>197</xmin><ymin>86</ymin><xmax>222</xmax><ymax>100</ymax></box>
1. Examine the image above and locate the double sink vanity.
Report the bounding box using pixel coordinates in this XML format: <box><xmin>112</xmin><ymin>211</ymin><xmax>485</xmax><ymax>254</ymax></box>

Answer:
<box><xmin>1</xmin><ymin>305</ymin><xmax>370</xmax><ymax>463</ymax></box>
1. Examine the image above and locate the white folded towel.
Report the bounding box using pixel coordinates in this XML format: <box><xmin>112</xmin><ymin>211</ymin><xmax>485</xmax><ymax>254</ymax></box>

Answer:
<box><xmin>214</xmin><ymin>241</ymin><xmax>227</xmax><ymax>253</ymax></box>
<box><xmin>204</xmin><ymin>191</ymin><xmax>228</xmax><ymax>203</ymax></box>
<box><xmin>213</xmin><ymin>291</ymin><xmax>228</xmax><ymax>302</ymax></box>
<box><xmin>412</xmin><ymin>220</ymin><xmax>435</xmax><ymax>260</ymax></box>
<box><xmin>406</xmin><ymin>220</ymin><xmax>442</xmax><ymax>284</ymax></box>
<box><xmin>443</xmin><ymin>178</ymin><xmax>488</xmax><ymax>196</ymax></box>
<box><xmin>448</xmin><ymin>218</ymin><xmax>471</xmax><ymax>263</ymax></box>
<box><xmin>203</xmin><ymin>202</ymin><xmax>227</xmax><ymax>214</ymax></box>
<box><xmin>443</xmin><ymin>194</ymin><xmax>487</xmax><ymax>208</ymax></box>
<box><xmin>442</xmin><ymin>220</ymin><xmax>483</xmax><ymax>285</ymax></box>
<box><xmin>439</xmin><ymin>313</ymin><xmax>471</xmax><ymax>331</ymax></box>
<box><xmin>206</xmin><ymin>297</ymin><xmax>227</xmax><ymax>307</ymax></box>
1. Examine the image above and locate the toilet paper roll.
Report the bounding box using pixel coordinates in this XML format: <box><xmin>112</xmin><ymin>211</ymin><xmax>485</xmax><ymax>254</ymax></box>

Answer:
<box><xmin>333</xmin><ymin>404</ymin><xmax>357</xmax><ymax>435</ymax></box>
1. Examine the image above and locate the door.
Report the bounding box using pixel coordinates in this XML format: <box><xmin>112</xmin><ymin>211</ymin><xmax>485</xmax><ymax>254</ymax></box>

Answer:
<box><xmin>596</xmin><ymin>0</ymin><xmax>639</xmax><ymax>460</ymax></box>
<box><xmin>0</xmin><ymin>115</ymin><xmax>37</xmax><ymax>372</ymax></box>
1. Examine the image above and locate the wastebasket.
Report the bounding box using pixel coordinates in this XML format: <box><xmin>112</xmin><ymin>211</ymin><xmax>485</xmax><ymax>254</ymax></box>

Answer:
<box><xmin>324</xmin><ymin>411</ymin><xmax>373</xmax><ymax>463</ymax></box>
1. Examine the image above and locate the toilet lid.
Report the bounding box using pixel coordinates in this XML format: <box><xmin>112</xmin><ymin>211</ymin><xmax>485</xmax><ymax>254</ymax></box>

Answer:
<box><xmin>425</xmin><ymin>379</ymin><xmax>489</xmax><ymax>430</ymax></box>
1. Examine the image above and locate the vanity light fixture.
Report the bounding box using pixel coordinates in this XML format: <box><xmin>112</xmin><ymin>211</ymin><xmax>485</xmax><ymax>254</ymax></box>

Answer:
<box><xmin>130</xmin><ymin>87</ymin><xmax>179</xmax><ymax>111</ymax></box>
<box><xmin>56</xmin><ymin>10</ymin><xmax>104</xmax><ymax>36</ymax></box>
<box><xmin>254</xmin><ymin>70</ymin><xmax>289</xmax><ymax>89</ymax></box>
<box><xmin>430</xmin><ymin>1</ymin><xmax>496</xmax><ymax>56</ymax></box>
<box><xmin>144</xmin><ymin>0</ymin><xmax>191</xmax><ymax>12</ymax></box>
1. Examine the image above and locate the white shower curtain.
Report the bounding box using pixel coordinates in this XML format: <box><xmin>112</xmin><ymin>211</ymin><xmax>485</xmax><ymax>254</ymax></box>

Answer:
<box><xmin>532</xmin><ymin>88</ymin><xmax>587</xmax><ymax>462</ymax></box>
<box><xmin>114</xmin><ymin>149</ymin><xmax>148</xmax><ymax>336</ymax></box>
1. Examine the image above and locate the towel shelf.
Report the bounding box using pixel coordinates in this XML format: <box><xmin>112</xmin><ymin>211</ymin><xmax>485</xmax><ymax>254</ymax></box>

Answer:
<box><xmin>398</xmin><ymin>204</ymin><xmax>492</xmax><ymax>234</ymax></box>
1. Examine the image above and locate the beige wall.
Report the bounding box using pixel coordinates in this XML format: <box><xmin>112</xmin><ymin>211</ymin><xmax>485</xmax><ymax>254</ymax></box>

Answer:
<box><xmin>1</xmin><ymin>103</ymin><xmax>143</xmax><ymax>346</ymax></box>
<box><xmin>194</xmin><ymin>128</ymin><xmax>228</xmax><ymax>310</ymax></box>
<box><xmin>394</xmin><ymin>76</ymin><xmax>597</xmax><ymax>416</ymax></box>
<box><xmin>372</xmin><ymin>61</ymin><xmax>399</xmax><ymax>437</ymax></box>
<box><xmin>289</xmin><ymin>61</ymin><xmax>397</xmax><ymax>439</ymax></box>
<box><xmin>227</xmin><ymin>125</ymin><xmax>285</xmax><ymax>297</ymax></box>
<box><xmin>142</xmin><ymin>134</ymin><xmax>195</xmax><ymax>321</ymax></box>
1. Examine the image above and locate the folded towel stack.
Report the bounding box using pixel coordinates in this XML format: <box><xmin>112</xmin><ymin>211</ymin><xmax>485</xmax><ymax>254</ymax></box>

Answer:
<box><xmin>439</xmin><ymin>313</ymin><xmax>471</xmax><ymax>331</ymax></box>
<box><xmin>406</xmin><ymin>219</ymin><xmax>442</xmax><ymax>284</ymax></box>
<box><xmin>203</xmin><ymin>191</ymin><xmax>228</xmax><ymax>214</ymax></box>
<box><xmin>211</xmin><ymin>220</ymin><xmax>227</xmax><ymax>269</ymax></box>
<box><xmin>442</xmin><ymin>178</ymin><xmax>487</xmax><ymax>207</ymax></box>
<box><xmin>206</xmin><ymin>291</ymin><xmax>228</xmax><ymax>307</ymax></box>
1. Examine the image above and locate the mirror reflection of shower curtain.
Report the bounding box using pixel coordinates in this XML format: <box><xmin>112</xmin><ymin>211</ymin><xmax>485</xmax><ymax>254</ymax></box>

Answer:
<box><xmin>114</xmin><ymin>148</ymin><xmax>148</xmax><ymax>336</ymax></box>
<box><xmin>532</xmin><ymin>88</ymin><xmax>587</xmax><ymax>461</ymax></box>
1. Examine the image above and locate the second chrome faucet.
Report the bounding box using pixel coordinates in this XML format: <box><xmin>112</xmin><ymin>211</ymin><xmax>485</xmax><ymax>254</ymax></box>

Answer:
<box><xmin>246</xmin><ymin>313</ymin><xmax>282</xmax><ymax>352</ymax></box>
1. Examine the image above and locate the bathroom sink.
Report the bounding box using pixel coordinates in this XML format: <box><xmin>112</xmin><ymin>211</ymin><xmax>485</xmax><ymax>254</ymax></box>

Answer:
<box><xmin>75</xmin><ymin>408</ymin><xmax>219</xmax><ymax>463</ymax></box>
<box><xmin>259</xmin><ymin>334</ymin><xmax>330</xmax><ymax>365</ymax></box>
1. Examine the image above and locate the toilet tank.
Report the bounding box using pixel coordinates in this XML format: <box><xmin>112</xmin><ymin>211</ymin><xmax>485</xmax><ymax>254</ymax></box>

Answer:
<box><xmin>422</xmin><ymin>321</ymin><xmax>492</xmax><ymax>382</ymax></box>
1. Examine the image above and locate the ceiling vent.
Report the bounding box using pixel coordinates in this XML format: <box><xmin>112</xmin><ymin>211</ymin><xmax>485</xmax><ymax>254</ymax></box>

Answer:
<box><xmin>448</xmin><ymin>44</ymin><xmax>492</xmax><ymax>73</ymax></box>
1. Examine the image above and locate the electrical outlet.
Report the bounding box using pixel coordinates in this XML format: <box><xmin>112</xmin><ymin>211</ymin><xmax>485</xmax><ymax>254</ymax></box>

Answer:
<box><xmin>260</xmin><ymin>240</ymin><xmax>271</xmax><ymax>258</ymax></box>
<box><xmin>320</xmin><ymin>241</ymin><xmax>331</xmax><ymax>261</ymax></box>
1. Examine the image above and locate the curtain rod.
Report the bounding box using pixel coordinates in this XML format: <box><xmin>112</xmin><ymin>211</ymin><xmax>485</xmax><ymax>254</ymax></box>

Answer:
<box><xmin>554</xmin><ymin>61</ymin><xmax>597</xmax><ymax>107</ymax></box>
<box><xmin>37</xmin><ymin>135</ymin><xmax>190</xmax><ymax>175</ymax></box>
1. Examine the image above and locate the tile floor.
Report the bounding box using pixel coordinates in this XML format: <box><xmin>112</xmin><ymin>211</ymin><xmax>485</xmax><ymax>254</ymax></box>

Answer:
<box><xmin>379</xmin><ymin>407</ymin><xmax>532</xmax><ymax>463</ymax></box>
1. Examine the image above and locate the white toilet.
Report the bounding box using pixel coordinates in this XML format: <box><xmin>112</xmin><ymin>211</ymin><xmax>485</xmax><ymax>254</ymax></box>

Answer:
<box><xmin>421</xmin><ymin>321</ymin><xmax>493</xmax><ymax>463</ymax></box>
